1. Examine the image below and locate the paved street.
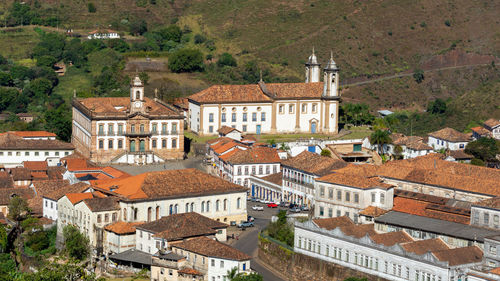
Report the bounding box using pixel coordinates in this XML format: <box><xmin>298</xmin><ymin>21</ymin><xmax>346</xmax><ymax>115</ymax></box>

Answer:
<box><xmin>228</xmin><ymin>202</ymin><xmax>297</xmax><ymax>281</ymax></box>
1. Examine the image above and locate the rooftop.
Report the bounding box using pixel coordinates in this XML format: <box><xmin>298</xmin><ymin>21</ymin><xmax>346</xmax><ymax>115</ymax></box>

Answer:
<box><xmin>473</xmin><ymin>197</ymin><xmax>500</xmax><ymax>209</ymax></box>
<box><xmin>392</xmin><ymin>196</ymin><xmax>470</xmax><ymax>224</ymax></box>
<box><xmin>223</xmin><ymin>146</ymin><xmax>280</xmax><ymax>164</ymax></box>
<box><xmin>484</xmin><ymin>119</ymin><xmax>500</xmax><ymax>129</ymax></box>
<box><xmin>370</xmin><ymin>231</ymin><xmax>414</xmax><ymax>246</ymax></box>
<box><xmin>105</xmin><ymin>221</ymin><xmax>145</xmax><ymax>235</ymax></box>
<box><xmin>218</xmin><ymin>125</ymin><xmax>241</xmax><ymax>135</ymax></box>
<box><xmin>317</xmin><ymin>173</ymin><xmax>393</xmax><ymax>190</ymax></box>
<box><xmin>93</xmin><ymin>168</ymin><xmax>247</xmax><ymax>201</ymax></box>
<box><xmin>137</xmin><ymin>212</ymin><xmax>226</xmax><ymax>241</ymax></box>
<box><xmin>432</xmin><ymin>246</ymin><xmax>483</xmax><ymax>266</ymax></box>
<box><xmin>0</xmin><ymin>132</ymin><xmax>74</xmax><ymax>150</ymax></box>
<box><xmin>375</xmin><ymin>211</ymin><xmax>499</xmax><ymax>242</ymax></box>
<box><xmin>282</xmin><ymin>151</ymin><xmax>347</xmax><ymax>176</ymax></box>
<box><xmin>4</xmin><ymin>131</ymin><xmax>56</xmax><ymax>138</ymax></box>
<box><xmin>73</xmin><ymin>97</ymin><xmax>182</xmax><ymax>118</ymax></box>
<box><xmin>359</xmin><ymin>206</ymin><xmax>389</xmax><ymax>217</ymax></box>
<box><xmin>172</xmin><ymin>236</ymin><xmax>250</xmax><ymax>261</ymax></box>
<box><xmin>66</xmin><ymin>192</ymin><xmax>94</xmax><ymax>205</ymax></box>
<box><xmin>400</xmin><ymin>238</ymin><xmax>449</xmax><ymax>255</ymax></box>
<box><xmin>312</xmin><ymin>216</ymin><xmax>354</xmax><ymax>230</ymax></box>
<box><xmin>81</xmin><ymin>197</ymin><xmax>120</xmax><ymax>212</ymax></box>
<box><xmin>428</xmin><ymin>127</ymin><xmax>471</xmax><ymax>142</ymax></box>
<box><xmin>0</xmin><ymin>187</ymin><xmax>35</xmax><ymax>205</ymax></box>
<box><xmin>258</xmin><ymin>172</ymin><xmax>283</xmax><ymax>186</ymax></box>
<box><xmin>23</xmin><ymin>161</ymin><xmax>48</xmax><ymax>171</ymax></box>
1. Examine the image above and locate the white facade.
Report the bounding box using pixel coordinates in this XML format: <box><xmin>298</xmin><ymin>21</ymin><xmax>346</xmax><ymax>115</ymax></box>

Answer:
<box><xmin>87</xmin><ymin>32</ymin><xmax>120</xmax><ymax>40</ymax></box>
<box><xmin>223</xmin><ymin>162</ymin><xmax>280</xmax><ymax>188</ymax></box>
<box><xmin>282</xmin><ymin>166</ymin><xmax>318</xmax><ymax>206</ymax></box>
<box><xmin>105</xmin><ymin>231</ymin><xmax>136</xmax><ymax>255</ymax></box>
<box><xmin>43</xmin><ymin>197</ymin><xmax>58</xmax><ymax>220</ymax></box>
<box><xmin>136</xmin><ymin>228</ymin><xmax>157</xmax><ymax>255</ymax></box>
<box><xmin>428</xmin><ymin>136</ymin><xmax>468</xmax><ymax>151</ymax></box>
<box><xmin>295</xmin><ymin>221</ymin><xmax>482</xmax><ymax>281</ymax></box>
<box><xmin>0</xmin><ymin>149</ymin><xmax>73</xmax><ymax>168</ymax></box>
<box><xmin>207</xmin><ymin>257</ymin><xmax>249</xmax><ymax>281</ymax></box>
<box><xmin>314</xmin><ymin>181</ymin><xmax>394</xmax><ymax>223</ymax></box>
<box><xmin>119</xmin><ymin>192</ymin><xmax>247</xmax><ymax>226</ymax></box>
<box><xmin>249</xmin><ymin>175</ymin><xmax>282</xmax><ymax>202</ymax></box>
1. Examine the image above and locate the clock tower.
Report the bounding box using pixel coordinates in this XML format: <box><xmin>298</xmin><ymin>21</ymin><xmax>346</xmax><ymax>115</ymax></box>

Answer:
<box><xmin>130</xmin><ymin>75</ymin><xmax>145</xmax><ymax>114</ymax></box>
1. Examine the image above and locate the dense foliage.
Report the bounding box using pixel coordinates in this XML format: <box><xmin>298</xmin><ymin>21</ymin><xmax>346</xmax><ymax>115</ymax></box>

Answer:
<box><xmin>63</xmin><ymin>225</ymin><xmax>90</xmax><ymax>261</ymax></box>
<box><xmin>267</xmin><ymin>210</ymin><xmax>294</xmax><ymax>247</ymax></box>
<box><xmin>465</xmin><ymin>138</ymin><xmax>500</xmax><ymax>164</ymax></box>
<box><xmin>168</xmin><ymin>49</ymin><xmax>204</xmax><ymax>73</ymax></box>
<box><xmin>340</xmin><ymin>103</ymin><xmax>375</xmax><ymax>126</ymax></box>
<box><xmin>370</xmin><ymin>129</ymin><xmax>392</xmax><ymax>153</ymax></box>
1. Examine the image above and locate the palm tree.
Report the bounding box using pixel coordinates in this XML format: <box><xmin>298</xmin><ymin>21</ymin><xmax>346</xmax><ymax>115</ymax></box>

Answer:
<box><xmin>370</xmin><ymin>129</ymin><xmax>392</xmax><ymax>154</ymax></box>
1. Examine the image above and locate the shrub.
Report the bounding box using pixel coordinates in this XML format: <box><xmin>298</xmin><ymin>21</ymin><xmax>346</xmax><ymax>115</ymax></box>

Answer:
<box><xmin>444</xmin><ymin>19</ymin><xmax>451</xmax><ymax>26</ymax></box>
<box><xmin>36</xmin><ymin>55</ymin><xmax>57</xmax><ymax>68</ymax></box>
<box><xmin>168</xmin><ymin>49</ymin><xmax>204</xmax><ymax>73</ymax></box>
<box><xmin>320</xmin><ymin>149</ymin><xmax>331</xmax><ymax>157</ymax></box>
<box><xmin>413</xmin><ymin>68</ymin><xmax>424</xmax><ymax>83</ymax></box>
<box><xmin>63</xmin><ymin>225</ymin><xmax>89</xmax><ymax>261</ymax></box>
<box><xmin>194</xmin><ymin>34</ymin><xmax>206</xmax><ymax>44</ymax></box>
<box><xmin>87</xmin><ymin>3</ymin><xmax>96</xmax><ymax>13</ymax></box>
<box><xmin>217</xmin><ymin>53</ymin><xmax>237</xmax><ymax>67</ymax></box>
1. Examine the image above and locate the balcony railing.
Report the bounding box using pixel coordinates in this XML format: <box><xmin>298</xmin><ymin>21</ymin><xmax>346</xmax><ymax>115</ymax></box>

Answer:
<box><xmin>97</xmin><ymin>131</ymin><xmax>125</xmax><ymax>136</ymax></box>
<box><xmin>124</xmin><ymin>130</ymin><xmax>152</xmax><ymax>137</ymax></box>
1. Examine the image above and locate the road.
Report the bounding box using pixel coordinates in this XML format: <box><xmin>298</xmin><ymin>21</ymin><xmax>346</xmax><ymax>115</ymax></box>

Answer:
<box><xmin>230</xmin><ymin>203</ymin><xmax>304</xmax><ymax>281</ymax></box>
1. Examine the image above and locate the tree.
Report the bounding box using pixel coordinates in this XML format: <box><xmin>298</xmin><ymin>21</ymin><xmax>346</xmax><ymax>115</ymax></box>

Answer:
<box><xmin>25</xmin><ymin>78</ymin><xmax>53</xmax><ymax>99</ymax></box>
<box><xmin>36</xmin><ymin>55</ymin><xmax>57</xmax><ymax>68</ymax></box>
<box><xmin>0</xmin><ymin>72</ymin><xmax>13</xmax><ymax>86</ymax></box>
<box><xmin>217</xmin><ymin>53</ymin><xmax>237</xmax><ymax>67</ymax></box>
<box><xmin>139</xmin><ymin>72</ymin><xmax>150</xmax><ymax>85</ymax></box>
<box><xmin>267</xmin><ymin>210</ymin><xmax>294</xmax><ymax>247</ymax></box>
<box><xmin>7</xmin><ymin>196</ymin><xmax>30</xmax><ymax>222</ymax></box>
<box><xmin>340</xmin><ymin>103</ymin><xmax>374</xmax><ymax>126</ymax></box>
<box><xmin>413</xmin><ymin>68</ymin><xmax>424</xmax><ymax>83</ymax></box>
<box><xmin>8</xmin><ymin>2</ymin><xmax>37</xmax><ymax>26</ymax></box>
<box><xmin>130</xmin><ymin>19</ymin><xmax>148</xmax><ymax>35</ymax></box>
<box><xmin>370</xmin><ymin>129</ymin><xmax>392</xmax><ymax>154</ymax></box>
<box><xmin>106</xmin><ymin>39</ymin><xmax>130</xmax><ymax>53</ymax></box>
<box><xmin>32</xmin><ymin>32</ymin><xmax>66</xmax><ymax>61</ymax></box>
<box><xmin>427</xmin><ymin>98</ymin><xmax>447</xmax><ymax>114</ymax></box>
<box><xmin>0</xmin><ymin>224</ymin><xmax>7</xmax><ymax>253</ymax></box>
<box><xmin>63</xmin><ymin>225</ymin><xmax>90</xmax><ymax>261</ymax></box>
<box><xmin>44</xmin><ymin>106</ymin><xmax>72</xmax><ymax>141</ymax></box>
<box><xmin>227</xmin><ymin>267</ymin><xmax>263</xmax><ymax>281</ymax></box>
<box><xmin>465</xmin><ymin>138</ymin><xmax>499</xmax><ymax>163</ymax></box>
<box><xmin>320</xmin><ymin>149</ymin><xmax>332</xmax><ymax>157</ymax></box>
<box><xmin>168</xmin><ymin>49</ymin><xmax>204</xmax><ymax>73</ymax></box>
<box><xmin>87</xmin><ymin>3</ymin><xmax>96</xmax><ymax>13</ymax></box>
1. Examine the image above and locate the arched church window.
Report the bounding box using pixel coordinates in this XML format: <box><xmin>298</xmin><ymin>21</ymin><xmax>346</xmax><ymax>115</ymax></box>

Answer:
<box><xmin>136</xmin><ymin>90</ymin><xmax>141</xmax><ymax>100</ymax></box>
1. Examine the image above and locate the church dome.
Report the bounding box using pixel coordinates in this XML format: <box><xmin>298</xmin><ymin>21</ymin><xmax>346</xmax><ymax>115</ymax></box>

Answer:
<box><xmin>324</xmin><ymin>52</ymin><xmax>338</xmax><ymax>71</ymax></box>
<box><xmin>132</xmin><ymin>75</ymin><xmax>143</xmax><ymax>86</ymax></box>
<box><xmin>306</xmin><ymin>48</ymin><xmax>320</xmax><ymax>66</ymax></box>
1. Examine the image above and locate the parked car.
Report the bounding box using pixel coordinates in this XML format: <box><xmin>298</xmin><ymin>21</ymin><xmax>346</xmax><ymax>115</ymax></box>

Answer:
<box><xmin>251</xmin><ymin>197</ymin><xmax>258</xmax><ymax>202</ymax></box>
<box><xmin>300</xmin><ymin>205</ymin><xmax>309</xmax><ymax>211</ymax></box>
<box><xmin>288</xmin><ymin>203</ymin><xmax>298</xmax><ymax>209</ymax></box>
<box><xmin>289</xmin><ymin>207</ymin><xmax>301</xmax><ymax>213</ymax></box>
<box><xmin>279</xmin><ymin>201</ymin><xmax>288</xmax><ymax>207</ymax></box>
<box><xmin>267</xmin><ymin>203</ymin><xmax>278</xmax><ymax>208</ymax></box>
<box><xmin>252</xmin><ymin>205</ymin><xmax>264</xmax><ymax>211</ymax></box>
<box><xmin>263</xmin><ymin>200</ymin><xmax>271</xmax><ymax>204</ymax></box>
<box><xmin>238</xmin><ymin>221</ymin><xmax>254</xmax><ymax>228</ymax></box>
<box><xmin>247</xmin><ymin>216</ymin><xmax>255</xmax><ymax>222</ymax></box>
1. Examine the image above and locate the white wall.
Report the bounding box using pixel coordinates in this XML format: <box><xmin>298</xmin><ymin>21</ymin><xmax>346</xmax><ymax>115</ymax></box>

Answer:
<box><xmin>428</xmin><ymin>136</ymin><xmax>468</xmax><ymax>151</ymax></box>
<box><xmin>208</xmin><ymin>257</ymin><xmax>250</xmax><ymax>281</ymax></box>
<box><xmin>189</xmin><ymin>102</ymin><xmax>200</xmax><ymax>134</ymax></box>
<box><xmin>135</xmin><ymin>229</ymin><xmax>157</xmax><ymax>254</ymax></box>
<box><xmin>0</xmin><ymin>149</ymin><xmax>74</xmax><ymax>168</ymax></box>
<box><xmin>43</xmin><ymin>198</ymin><xmax>58</xmax><ymax>220</ymax></box>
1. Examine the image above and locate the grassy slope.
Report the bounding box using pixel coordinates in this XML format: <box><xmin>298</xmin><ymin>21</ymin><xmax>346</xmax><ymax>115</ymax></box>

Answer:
<box><xmin>0</xmin><ymin>27</ymin><xmax>40</xmax><ymax>60</ymax></box>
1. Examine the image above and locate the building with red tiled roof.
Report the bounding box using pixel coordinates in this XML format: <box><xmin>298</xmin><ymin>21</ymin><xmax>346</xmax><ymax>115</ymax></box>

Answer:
<box><xmin>171</xmin><ymin>236</ymin><xmax>251</xmax><ymax>280</ymax></box>
<box><xmin>188</xmin><ymin>51</ymin><xmax>340</xmax><ymax>136</ymax></box>
<box><xmin>5</xmin><ymin>131</ymin><xmax>56</xmax><ymax>140</ymax></box>
<box><xmin>483</xmin><ymin>118</ymin><xmax>500</xmax><ymax>140</ymax></box>
<box><xmin>0</xmin><ymin>132</ymin><xmax>74</xmax><ymax>168</ymax></box>
<box><xmin>295</xmin><ymin>219</ymin><xmax>484</xmax><ymax>281</ymax></box>
<box><xmin>71</xmin><ymin>75</ymin><xmax>185</xmax><ymax>165</ymax></box>
<box><xmin>428</xmin><ymin>127</ymin><xmax>472</xmax><ymax>151</ymax></box>
<box><xmin>104</xmin><ymin>221</ymin><xmax>145</xmax><ymax>254</ymax></box>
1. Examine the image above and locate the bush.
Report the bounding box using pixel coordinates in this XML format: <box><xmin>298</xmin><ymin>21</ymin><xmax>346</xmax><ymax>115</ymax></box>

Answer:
<box><xmin>168</xmin><ymin>49</ymin><xmax>204</xmax><ymax>73</ymax></box>
<box><xmin>444</xmin><ymin>19</ymin><xmax>451</xmax><ymax>27</ymax></box>
<box><xmin>320</xmin><ymin>149</ymin><xmax>332</xmax><ymax>157</ymax></box>
<box><xmin>194</xmin><ymin>34</ymin><xmax>207</xmax><ymax>44</ymax></box>
<box><xmin>427</xmin><ymin>98</ymin><xmax>447</xmax><ymax>114</ymax></box>
<box><xmin>267</xmin><ymin>210</ymin><xmax>294</xmax><ymax>247</ymax></box>
<box><xmin>87</xmin><ymin>3</ymin><xmax>96</xmax><ymax>13</ymax></box>
<box><xmin>470</xmin><ymin>158</ymin><xmax>485</xmax><ymax>166</ymax></box>
<box><xmin>63</xmin><ymin>225</ymin><xmax>89</xmax><ymax>261</ymax></box>
<box><xmin>0</xmin><ymin>72</ymin><xmax>13</xmax><ymax>86</ymax></box>
<box><xmin>36</xmin><ymin>55</ymin><xmax>57</xmax><ymax>68</ymax></box>
<box><xmin>217</xmin><ymin>53</ymin><xmax>237</xmax><ymax>67</ymax></box>
<box><xmin>413</xmin><ymin>68</ymin><xmax>424</xmax><ymax>83</ymax></box>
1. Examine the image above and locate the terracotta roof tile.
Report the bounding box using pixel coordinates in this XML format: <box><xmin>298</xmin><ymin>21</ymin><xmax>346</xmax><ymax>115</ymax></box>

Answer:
<box><xmin>446</xmin><ymin>150</ymin><xmax>473</xmax><ymax>160</ymax></box>
<box><xmin>178</xmin><ymin>268</ymin><xmax>203</xmax><ymax>276</ymax></box>
<box><xmin>218</xmin><ymin>148</ymin><xmax>240</xmax><ymax>161</ymax></box>
<box><xmin>224</xmin><ymin>146</ymin><xmax>280</xmax><ymax>164</ymax></box>
<box><xmin>400</xmin><ymin>238</ymin><xmax>449</xmax><ymax>255</ymax></box>
<box><xmin>370</xmin><ymin>231</ymin><xmax>414</xmax><ymax>246</ymax></box>
<box><xmin>173</xmin><ymin>97</ymin><xmax>189</xmax><ymax>110</ymax></box>
<box><xmin>471</xmin><ymin>126</ymin><xmax>492</xmax><ymax>137</ymax></box>
<box><xmin>406</xmin><ymin>141</ymin><xmax>433</xmax><ymax>151</ymax></box>
<box><xmin>66</xmin><ymin>192</ymin><xmax>94</xmax><ymax>205</ymax></box>
<box><xmin>484</xmin><ymin>119</ymin><xmax>500</xmax><ymax>129</ymax></box>
<box><xmin>0</xmin><ymin>187</ymin><xmax>35</xmax><ymax>205</ymax></box>
<box><xmin>8</xmin><ymin>131</ymin><xmax>56</xmax><ymax>138</ymax></box>
<box><xmin>105</xmin><ymin>221</ymin><xmax>144</xmax><ymax>235</ymax></box>
<box><xmin>428</xmin><ymin>127</ymin><xmax>471</xmax><ymax>142</ymax></box>
<box><xmin>188</xmin><ymin>84</ymin><xmax>272</xmax><ymax>104</ymax></box>
<box><xmin>23</xmin><ymin>161</ymin><xmax>48</xmax><ymax>171</ymax></box>
<box><xmin>392</xmin><ymin>197</ymin><xmax>470</xmax><ymax>224</ymax></box>
<box><xmin>432</xmin><ymin>246</ymin><xmax>483</xmax><ymax>266</ymax></box>
<box><xmin>213</xmin><ymin>141</ymin><xmax>246</xmax><ymax>155</ymax></box>
<box><xmin>341</xmin><ymin>224</ymin><xmax>377</xmax><ymax>238</ymax></box>
<box><xmin>31</xmin><ymin>171</ymin><xmax>49</xmax><ymax>180</ymax></box>
<box><xmin>259</xmin><ymin>172</ymin><xmax>283</xmax><ymax>186</ymax></box>
<box><xmin>82</xmin><ymin>197</ymin><xmax>120</xmax><ymax>212</ymax></box>
<box><xmin>490</xmin><ymin>267</ymin><xmax>500</xmax><ymax>275</ymax></box>
<box><xmin>218</xmin><ymin>126</ymin><xmax>240</xmax><ymax>135</ymax></box>
<box><xmin>93</xmin><ymin>169</ymin><xmax>246</xmax><ymax>201</ymax></box>
<box><xmin>359</xmin><ymin>206</ymin><xmax>389</xmax><ymax>217</ymax></box>
<box><xmin>313</xmin><ymin>216</ymin><xmax>354</xmax><ymax>230</ymax></box>
<box><xmin>44</xmin><ymin>182</ymin><xmax>90</xmax><ymax>201</ymax></box>
<box><xmin>75</xmin><ymin>97</ymin><xmax>182</xmax><ymax>117</ymax></box>
<box><xmin>317</xmin><ymin>173</ymin><xmax>393</xmax><ymax>190</ymax></box>
<box><xmin>474</xmin><ymin>197</ymin><xmax>500</xmax><ymax>209</ymax></box>
<box><xmin>172</xmin><ymin>236</ymin><xmax>250</xmax><ymax>261</ymax></box>
<box><xmin>47</xmin><ymin>166</ymin><xmax>65</xmax><ymax>180</ymax></box>
<box><xmin>266</xmin><ymin>82</ymin><xmax>324</xmax><ymax>99</ymax></box>
<box><xmin>0</xmin><ymin>133</ymin><xmax>73</xmax><ymax>150</ymax></box>
<box><xmin>282</xmin><ymin>151</ymin><xmax>347</xmax><ymax>176</ymax></box>
<box><xmin>0</xmin><ymin>172</ymin><xmax>15</xmax><ymax>188</ymax></box>
<box><xmin>137</xmin><ymin>212</ymin><xmax>227</xmax><ymax>241</ymax></box>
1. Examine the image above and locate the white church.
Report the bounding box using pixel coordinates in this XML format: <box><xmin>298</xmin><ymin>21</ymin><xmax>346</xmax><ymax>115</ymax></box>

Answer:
<box><xmin>187</xmin><ymin>50</ymin><xmax>341</xmax><ymax>135</ymax></box>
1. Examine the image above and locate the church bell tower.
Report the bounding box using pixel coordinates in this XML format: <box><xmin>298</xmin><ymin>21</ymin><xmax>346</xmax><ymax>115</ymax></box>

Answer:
<box><xmin>305</xmin><ymin>48</ymin><xmax>321</xmax><ymax>83</ymax></box>
<box><xmin>130</xmin><ymin>75</ymin><xmax>145</xmax><ymax>114</ymax></box>
<box><xmin>323</xmin><ymin>52</ymin><xmax>339</xmax><ymax>97</ymax></box>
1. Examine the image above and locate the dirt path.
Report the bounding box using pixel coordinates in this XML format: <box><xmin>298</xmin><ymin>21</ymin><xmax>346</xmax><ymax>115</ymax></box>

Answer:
<box><xmin>341</xmin><ymin>63</ymin><xmax>492</xmax><ymax>87</ymax></box>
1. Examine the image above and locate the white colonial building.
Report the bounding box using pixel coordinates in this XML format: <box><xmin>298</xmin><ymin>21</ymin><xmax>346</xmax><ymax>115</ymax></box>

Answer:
<box><xmin>188</xmin><ymin>51</ymin><xmax>340</xmax><ymax>136</ymax></box>
<box><xmin>484</xmin><ymin>119</ymin><xmax>500</xmax><ymax>140</ymax></box>
<box><xmin>0</xmin><ymin>132</ymin><xmax>74</xmax><ymax>168</ymax></box>
<box><xmin>295</xmin><ymin>218</ymin><xmax>484</xmax><ymax>281</ymax></box>
<box><xmin>427</xmin><ymin>127</ymin><xmax>471</xmax><ymax>151</ymax></box>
